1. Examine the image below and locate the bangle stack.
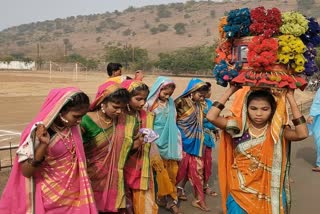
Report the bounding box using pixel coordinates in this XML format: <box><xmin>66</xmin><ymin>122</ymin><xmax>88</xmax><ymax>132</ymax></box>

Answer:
<box><xmin>212</xmin><ymin>101</ymin><xmax>225</xmax><ymax>111</ymax></box>
<box><xmin>292</xmin><ymin>116</ymin><xmax>306</xmax><ymax>126</ymax></box>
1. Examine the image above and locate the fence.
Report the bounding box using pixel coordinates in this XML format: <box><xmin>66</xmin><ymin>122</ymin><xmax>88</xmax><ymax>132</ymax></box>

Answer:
<box><xmin>0</xmin><ymin>142</ymin><xmax>18</xmax><ymax>170</ymax></box>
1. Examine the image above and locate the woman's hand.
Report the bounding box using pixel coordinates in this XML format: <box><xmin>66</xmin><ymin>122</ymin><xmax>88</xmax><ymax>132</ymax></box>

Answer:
<box><xmin>307</xmin><ymin>116</ymin><xmax>314</xmax><ymax>124</ymax></box>
<box><xmin>132</xmin><ymin>132</ymin><xmax>145</xmax><ymax>150</ymax></box>
<box><xmin>35</xmin><ymin>124</ymin><xmax>50</xmax><ymax>144</ymax></box>
<box><xmin>285</xmin><ymin>88</ymin><xmax>295</xmax><ymax>98</ymax></box>
<box><xmin>229</xmin><ymin>84</ymin><xmax>241</xmax><ymax>94</ymax></box>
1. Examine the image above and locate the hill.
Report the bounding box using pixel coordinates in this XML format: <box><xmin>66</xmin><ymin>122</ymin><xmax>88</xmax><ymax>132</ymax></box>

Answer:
<box><xmin>0</xmin><ymin>0</ymin><xmax>318</xmax><ymax>61</ymax></box>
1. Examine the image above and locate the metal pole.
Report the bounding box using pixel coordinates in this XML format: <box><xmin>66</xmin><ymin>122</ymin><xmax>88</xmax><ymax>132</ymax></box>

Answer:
<box><xmin>75</xmin><ymin>63</ymin><xmax>78</xmax><ymax>81</ymax></box>
<box><xmin>49</xmin><ymin>61</ymin><xmax>52</xmax><ymax>81</ymax></box>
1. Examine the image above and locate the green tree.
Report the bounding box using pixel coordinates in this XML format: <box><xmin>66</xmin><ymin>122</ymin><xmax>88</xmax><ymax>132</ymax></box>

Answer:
<box><xmin>156</xmin><ymin>45</ymin><xmax>216</xmax><ymax>74</ymax></box>
<box><xmin>157</xmin><ymin>5</ymin><xmax>172</xmax><ymax>18</ymax></box>
<box><xmin>104</xmin><ymin>45</ymin><xmax>150</xmax><ymax>70</ymax></box>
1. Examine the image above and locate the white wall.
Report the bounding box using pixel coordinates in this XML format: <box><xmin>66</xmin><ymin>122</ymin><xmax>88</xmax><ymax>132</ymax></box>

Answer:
<box><xmin>0</xmin><ymin>61</ymin><xmax>35</xmax><ymax>70</ymax></box>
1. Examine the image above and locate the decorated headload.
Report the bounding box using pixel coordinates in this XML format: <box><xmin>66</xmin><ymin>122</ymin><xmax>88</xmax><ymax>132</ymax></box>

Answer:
<box><xmin>213</xmin><ymin>6</ymin><xmax>320</xmax><ymax>90</ymax></box>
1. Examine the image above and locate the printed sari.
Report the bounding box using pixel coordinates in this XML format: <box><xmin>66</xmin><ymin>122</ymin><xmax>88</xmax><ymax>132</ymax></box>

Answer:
<box><xmin>175</xmin><ymin>78</ymin><xmax>206</xmax><ymax>202</ymax></box>
<box><xmin>0</xmin><ymin>87</ymin><xmax>97</xmax><ymax>214</ymax></box>
<box><xmin>219</xmin><ymin>90</ymin><xmax>291</xmax><ymax>214</ymax></box>
<box><xmin>81</xmin><ymin>81</ymin><xmax>123</xmax><ymax>212</ymax></box>
<box><xmin>146</xmin><ymin>76</ymin><xmax>182</xmax><ymax>200</ymax></box>
<box><xmin>117</xmin><ymin>80</ymin><xmax>158</xmax><ymax>214</ymax></box>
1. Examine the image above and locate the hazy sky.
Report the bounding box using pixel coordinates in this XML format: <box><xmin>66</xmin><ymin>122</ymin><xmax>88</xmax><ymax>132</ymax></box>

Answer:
<box><xmin>0</xmin><ymin>0</ymin><xmax>220</xmax><ymax>30</ymax></box>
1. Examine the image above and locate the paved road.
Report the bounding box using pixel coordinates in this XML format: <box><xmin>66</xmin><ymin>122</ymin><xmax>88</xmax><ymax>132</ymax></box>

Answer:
<box><xmin>159</xmin><ymin>136</ymin><xmax>320</xmax><ymax>214</ymax></box>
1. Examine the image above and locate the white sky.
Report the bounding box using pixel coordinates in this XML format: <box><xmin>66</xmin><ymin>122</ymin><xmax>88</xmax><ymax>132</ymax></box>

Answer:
<box><xmin>0</xmin><ymin>0</ymin><xmax>222</xmax><ymax>30</ymax></box>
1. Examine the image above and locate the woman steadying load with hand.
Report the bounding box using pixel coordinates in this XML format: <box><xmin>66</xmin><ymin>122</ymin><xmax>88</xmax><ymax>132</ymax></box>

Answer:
<box><xmin>0</xmin><ymin>87</ymin><xmax>97</xmax><ymax>214</ymax></box>
<box><xmin>206</xmin><ymin>85</ymin><xmax>308</xmax><ymax>214</ymax></box>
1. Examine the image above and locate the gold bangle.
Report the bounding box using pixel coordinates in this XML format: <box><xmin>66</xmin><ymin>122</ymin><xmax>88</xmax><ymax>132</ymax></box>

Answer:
<box><xmin>212</xmin><ymin>101</ymin><xmax>225</xmax><ymax>111</ymax></box>
<box><xmin>292</xmin><ymin>116</ymin><xmax>306</xmax><ymax>126</ymax></box>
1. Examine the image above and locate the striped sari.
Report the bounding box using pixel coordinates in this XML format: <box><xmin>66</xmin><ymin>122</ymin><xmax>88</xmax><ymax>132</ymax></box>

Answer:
<box><xmin>0</xmin><ymin>87</ymin><xmax>97</xmax><ymax>214</ymax></box>
<box><xmin>81</xmin><ymin>81</ymin><xmax>124</xmax><ymax>212</ymax></box>
<box><xmin>175</xmin><ymin>78</ymin><xmax>206</xmax><ymax>202</ymax></box>
<box><xmin>117</xmin><ymin>80</ymin><xmax>158</xmax><ymax>214</ymax></box>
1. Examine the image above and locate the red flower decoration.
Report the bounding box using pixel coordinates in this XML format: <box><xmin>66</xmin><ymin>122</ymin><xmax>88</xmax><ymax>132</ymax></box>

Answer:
<box><xmin>249</xmin><ymin>7</ymin><xmax>282</xmax><ymax>38</ymax></box>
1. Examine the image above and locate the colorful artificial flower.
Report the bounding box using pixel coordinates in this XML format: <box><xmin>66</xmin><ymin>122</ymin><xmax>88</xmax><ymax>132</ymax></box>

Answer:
<box><xmin>300</xmin><ymin>17</ymin><xmax>320</xmax><ymax>47</ymax></box>
<box><xmin>279</xmin><ymin>11</ymin><xmax>308</xmax><ymax>36</ymax></box>
<box><xmin>223</xmin><ymin>8</ymin><xmax>251</xmax><ymax>38</ymax></box>
<box><xmin>247</xmin><ymin>36</ymin><xmax>278</xmax><ymax>71</ymax></box>
<box><xmin>249</xmin><ymin>7</ymin><xmax>282</xmax><ymax>38</ymax></box>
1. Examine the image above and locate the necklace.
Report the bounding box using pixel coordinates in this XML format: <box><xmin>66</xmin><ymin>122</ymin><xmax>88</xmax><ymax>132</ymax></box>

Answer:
<box><xmin>248</xmin><ymin>123</ymin><xmax>269</xmax><ymax>139</ymax></box>
<box><xmin>96</xmin><ymin>111</ymin><xmax>113</xmax><ymax>126</ymax></box>
<box><xmin>52</xmin><ymin>126</ymin><xmax>75</xmax><ymax>155</ymax></box>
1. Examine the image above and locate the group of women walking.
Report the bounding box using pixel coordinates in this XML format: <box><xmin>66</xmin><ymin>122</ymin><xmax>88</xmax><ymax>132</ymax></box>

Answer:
<box><xmin>0</xmin><ymin>74</ymin><xmax>309</xmax><ymax>214</ymax></box>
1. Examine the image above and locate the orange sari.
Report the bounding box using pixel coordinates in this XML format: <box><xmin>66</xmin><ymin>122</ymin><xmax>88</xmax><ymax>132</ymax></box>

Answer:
<box><xmin>219</xmin><ymin>92</ymin><xmax>291</xmax><ymax>214</ymax></box>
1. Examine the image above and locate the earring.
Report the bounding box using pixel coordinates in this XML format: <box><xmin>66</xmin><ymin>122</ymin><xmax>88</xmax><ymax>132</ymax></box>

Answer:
<box><xmin>59</xmin><ymin>113</ymin><xmax>69</xmax><ymax>123</ymax></box>
<box><xmin>190</xmin><ymin>93</ymin><xmax>193</xmax><ymax>100</ymax></box>
<box><xmin>101</xmin><ymin>104</ymin><xmax>106</xmax><ymax>114</ymax></box>
<box><xmin>127</xmin><ymin>104</ymin><xmax>131</xmax><ymax>112</ymax></box>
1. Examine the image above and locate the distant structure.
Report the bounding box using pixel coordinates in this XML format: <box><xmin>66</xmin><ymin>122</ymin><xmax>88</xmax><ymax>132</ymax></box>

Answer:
<box><xmin>0</xmin><ymin>61</ymin><xmax>36</xmax><ymax>70</ymax></box>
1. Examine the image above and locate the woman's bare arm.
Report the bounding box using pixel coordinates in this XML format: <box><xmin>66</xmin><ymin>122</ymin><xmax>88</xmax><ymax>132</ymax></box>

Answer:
<box><xmin>206</xmin><ymin>85</ymin><xmax>240</xmax><ymax>129</ymax></box>
<box><xmin>284</xmin><ymin>89</ymin><xmax>309</xmax><ymax>141</ymax></box>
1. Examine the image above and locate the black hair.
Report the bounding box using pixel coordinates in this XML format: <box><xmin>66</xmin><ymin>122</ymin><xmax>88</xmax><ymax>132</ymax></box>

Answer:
<box><xmin>102</xmin><ymin>88</ymin><xmax>130</xmax><ymax>105</ymax></box>
<box><xmin>106</xmin><ymin>62</ymin><xmax>122</xmax><ymax>77</ymax></box>
<box><xmin>130</xmin><ymin>83</ymin><xmax>149</xmax><ymax>97</ymax></box>
<box><xmin>205</xmin><ymin>82</ymin><xmax>212</xmax><ymax>88</ymax></box>
<box><xmin>162</xmin><ymin>83</ymin><xmax>176</xmax><ymax>90</ymax></box>
<box><xmin>196</xmin><ymin>84</ymin><xmax>210</xmax><ymax>93</ymax></box>
<box><xmin>61</xmin><ymin>92</ymin><xmax>90</xmax><ymax>113</ymax></box>
<box><xmin>246</xmin><ymin>90</ymin><xmax>277</xmax><ymax>121</ymax></box>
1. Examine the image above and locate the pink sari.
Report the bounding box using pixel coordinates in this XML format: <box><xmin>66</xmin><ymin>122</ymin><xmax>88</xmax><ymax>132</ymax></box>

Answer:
<box><xmin>0</xmin><ymin>87</ymin><xmax>97</xmax><ymax>214</ymax></box>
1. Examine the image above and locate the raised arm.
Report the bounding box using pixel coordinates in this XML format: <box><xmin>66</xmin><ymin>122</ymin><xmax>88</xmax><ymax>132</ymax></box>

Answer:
<box><xmin>206</xmin><ymin>85</ymin><xmax>240</xmax><ymax>129</ymax></box>
<box><xmin>20</xmin><ymin>124</ymin><xmax>50</xmax><ymax>178</ymax></box>
<box><xmin>284</xmin><ymin>89</ymin><xmax>309</xmax><ymax>141</ymax></box>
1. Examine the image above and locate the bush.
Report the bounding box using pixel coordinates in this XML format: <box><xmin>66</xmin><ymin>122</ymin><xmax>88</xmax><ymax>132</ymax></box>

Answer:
<box><xmin>174</xmin><ymin>23</ymin><xmax>187</xmax><ymax>35</ymax></box>
<box><xmin>150</xmin><ymin>27</ymin><xmax>159</xmax><ymax>34</ymax></box>
<box><xmin>157</xmin><ymin>5</ymin><xmax>172</xmax><ymax>18</ymax></box>
<box><xmin>184</xmin><ymin>14</ymin><xmax>191</xmax><ymax>19</ymax></box>
<box><xmin>122</xmin><ymin>28</ymin><xmax>132</xmax><ymax>36</ymax></box>
<box><xmin>158</xmin><ymin>24</ymin><xmax>168</xmax><ymax>32</ymax></box>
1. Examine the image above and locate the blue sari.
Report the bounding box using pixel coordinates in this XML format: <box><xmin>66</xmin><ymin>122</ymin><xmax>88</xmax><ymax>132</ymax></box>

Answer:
<box><xmin>308</xmin><ymin>88</ymin><xmax>320</xmax><ymax>167</ymax></box>
<box><xmin>146</xmin><ymin>76</ymin><xmax>182</xmax><ymax>160</ymax></box>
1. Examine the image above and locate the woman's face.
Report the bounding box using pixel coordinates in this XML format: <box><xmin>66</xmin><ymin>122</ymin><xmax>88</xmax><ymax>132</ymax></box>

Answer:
<box><xmin>129</xmin><ymin>90</ymin><xmax>149</xmax><ymax>111</ymax></box>
<box><xmin>102</xmin><ymin>101</ymin><xmax>126</xmax><ymax>119</ymax></box>
<box><xmin>60</xmin><ymin>106</ymin><xmax>89</xmax><ymax>127</ymax></box>
<box><xmin>191</xmin><ymin>91</ymin><xmax>206</xmax><ymax>102</ymax></box>
<box><xmin>247</xmin><ymin>98</ymin><xmax>272</xmax><ymax>127</ymax></box>
<box><xmin>159</xmin><ymin>87</ymin><xmax>174</xmax><ymax>102</ymax></box>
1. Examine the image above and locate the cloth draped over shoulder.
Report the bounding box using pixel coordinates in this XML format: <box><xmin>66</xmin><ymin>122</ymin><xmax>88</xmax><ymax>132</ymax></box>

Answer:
<box><xmin>146</xmin><ymin>76</ymin><xmax>182</xmax><ymax>160</ymax></box>
<box><xmin>203</xmin><ymin>98</ymin><xmax>216</xmax><ymax>148</ymax></box>
<box><xmin>81</xmin><ymin>81</ymin><xmax>124</xmax><ymax>212</ymax></box>
<box><xmin>0</xmin><ymin>87</ymin><xmax>97</xmax><ymax>214</ymax></box>
<box><xmin>114</xmin><ymin>80</ymin><xmax>154</xmax><ymax>209</ymax></box>
<box><xmin>308</xmin><ymin>89</ymin><xmax>320</xmax><ymax>138</ymax></box>
<box><xmin>175</xmin><ymin>78</ymin><xmax>206</xmax><ymax>157</ymax></box>
<box><xmin>219</xmin><ymin>89</ymin><xmax>291</xmax><ymax>214</ymax></box>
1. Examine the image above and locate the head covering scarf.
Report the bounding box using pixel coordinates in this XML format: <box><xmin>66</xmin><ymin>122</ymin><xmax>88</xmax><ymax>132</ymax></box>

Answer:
<box><xmin>146</xmin><ymin>76</ymin><xmax>182</xmax><ymax>160</ymax></box>
<box><xmin>175</xmin><ymin>78</ymin><xmax>206</xmax><ymax>157</ymax></box>
<box><xmin>0</xmin><ymin>87</ymin><xmax>97</xmax><ymax>214</ymax></box>
<box><xmin>90</xmin><ymin>81</ymin><xmax>122</xmax><ymax>110</ymax></box>
<box><xmin>218</xmin><ymin>89</ymin><xmax>291</xmax><ymax>214</ymax></box>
